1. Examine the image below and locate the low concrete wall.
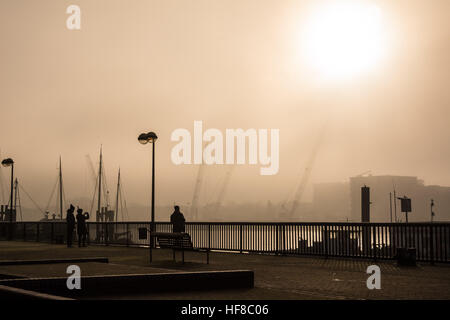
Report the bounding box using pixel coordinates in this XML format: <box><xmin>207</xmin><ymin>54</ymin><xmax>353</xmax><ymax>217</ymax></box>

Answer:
<box><xmin>0</xmin><ymin>270</ymin><xmax>254</xmax><ymax>298</ymax></box>
<box><xmin>0</xmin><ymin>284</ymin><xmax>73</xmax><ymax>300</ymax></box>
<box><xmin>0</xmin><ymin>257</ymin><xmax>108</xmax><ymax>266</ymax></box>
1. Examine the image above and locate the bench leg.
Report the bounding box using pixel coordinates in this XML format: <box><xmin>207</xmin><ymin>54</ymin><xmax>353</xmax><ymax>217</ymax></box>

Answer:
<box><xmin>150</xmin><ymin>245</ymin><xmax>152</xmax><ymax>263</ymax></box>
<box><xmin>207</xmin><ymin>250</ymin><xmax>209</xmax><ymax>264</ymax></box>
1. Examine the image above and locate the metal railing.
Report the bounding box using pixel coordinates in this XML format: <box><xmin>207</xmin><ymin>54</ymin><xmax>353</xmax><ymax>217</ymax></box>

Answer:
<box><xmin>0</xmin><ymin>221</ymin><xmax>449</xmax><ymax>263</ymax></box>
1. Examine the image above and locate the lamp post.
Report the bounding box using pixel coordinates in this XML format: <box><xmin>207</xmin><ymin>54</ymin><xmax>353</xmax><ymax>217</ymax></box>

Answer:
<box><xmin>2</xmin><ymin>158</ymin><xmax>14</xmax><ymax>239</ymax></box>
<box><xmin>138</xmin><ymin>132</ymin><xmax>158</xmax><ymax>252</ymax></box>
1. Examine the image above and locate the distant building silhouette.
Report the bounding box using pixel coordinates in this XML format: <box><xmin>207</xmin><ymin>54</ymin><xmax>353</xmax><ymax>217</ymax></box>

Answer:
<box><xmin>313</xmin><ymin>175</ymin><xmax>450</xmax><ymax>222</ymax></box>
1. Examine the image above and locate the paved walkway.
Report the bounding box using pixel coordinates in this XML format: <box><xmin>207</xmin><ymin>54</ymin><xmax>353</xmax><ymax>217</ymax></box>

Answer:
<box><xmin>0</xmin><ymin>241</ymin><xmax>449</xmax><ymax>299</ymax></box>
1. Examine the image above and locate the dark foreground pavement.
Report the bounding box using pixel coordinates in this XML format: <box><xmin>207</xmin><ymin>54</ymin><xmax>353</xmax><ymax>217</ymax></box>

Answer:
<box><xmin>0</xmin><ymin>241</ymin><xmax>449</xmax><ymax>299</ymax></box>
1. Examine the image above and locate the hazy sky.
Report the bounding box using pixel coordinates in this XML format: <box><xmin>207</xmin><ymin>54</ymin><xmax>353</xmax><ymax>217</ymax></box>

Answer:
<box><xmin>0</xmin><ymin>0</ymin><xmax>449</xmax><ymax>215</ymax></box>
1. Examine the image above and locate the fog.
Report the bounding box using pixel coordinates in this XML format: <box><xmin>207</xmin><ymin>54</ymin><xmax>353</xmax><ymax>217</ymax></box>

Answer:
<box><xmin>1</xmin><ymin>0</ymin><xmax>449</xmax><ymax>221</ymax></box>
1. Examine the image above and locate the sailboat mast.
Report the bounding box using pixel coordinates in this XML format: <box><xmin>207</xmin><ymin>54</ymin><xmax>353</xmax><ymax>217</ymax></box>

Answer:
<box><xmin>97</xmin><ymin>147</ymin><xmax>102</xmax><ymax>221</ymax></box>
<box><xmin>0</xmin><ymin>148</ymin><xmax>5</xmax><ymax>204</ymax></box>
<box><xmin>115</xmin><ymin>168</ymin><xmax>120</xmax><ymax>222</ymax></box>
<box><xmin>14</xmin><ymin>178</ymin><xmax>18</xmax><ymax>212</ymax></box>
<box><xmin>59</xmin><ymin>156</ymin><xmax>63</xmax><ymax>219</ymax></box>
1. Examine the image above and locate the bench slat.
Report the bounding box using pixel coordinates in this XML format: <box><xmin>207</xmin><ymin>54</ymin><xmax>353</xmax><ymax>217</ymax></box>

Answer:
<box><xmin>154</xmin><ymin>233</ymin><xmax>194</xmax><ymax>250</ymax></box>
<box><xmin>150</xmin><ymin>232</ymin><xmax>209</xmax><ymax>264</ymax></box>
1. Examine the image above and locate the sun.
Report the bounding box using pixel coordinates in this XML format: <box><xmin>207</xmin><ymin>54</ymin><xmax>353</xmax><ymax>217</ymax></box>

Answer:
<box><xmin>301</xmin><ymin>1</ymin><xmax>387</xmax><ymax>80</ymax></box>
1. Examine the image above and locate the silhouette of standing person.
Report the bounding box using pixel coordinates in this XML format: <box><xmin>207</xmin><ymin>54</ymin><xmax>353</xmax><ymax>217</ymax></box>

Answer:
<box><xmin>76</xmin><ymin>207</ymin><xmax>89</xmax><ymax>247</ymax></box>
<box><xmin>66</xmin><ymin>204</ymin><xmax>75</xmax><ymax>247</ymax></box>
<box><xmin>170</xmin><ymin>205</ymin><xmax>185</xmax><ymax>233</ymax></box>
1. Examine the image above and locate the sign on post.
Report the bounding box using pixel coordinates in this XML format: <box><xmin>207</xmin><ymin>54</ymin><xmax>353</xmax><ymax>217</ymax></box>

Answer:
<box><xmin>398</xmin><ymin>196</ymin><xmax>412</xmax><ymax>223</ymax></box>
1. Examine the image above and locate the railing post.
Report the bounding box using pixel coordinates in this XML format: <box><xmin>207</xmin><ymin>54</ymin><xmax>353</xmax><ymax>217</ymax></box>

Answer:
<box><xmin>239</xmin><ymin>224</ymin><xmax>243</xmax><ymax>253</ymax></box>
<box><xmin>276</xmin><ymin>224</ymin><xmax>279</xmax><ymax>255</ymax></box>
<box><xmin>150</xmin><ymin>222</ymin><xmax>154</xmax><ymax>249</ymax></box>
<box><xmin>372</xmin><ymin>225</ymin><xmax>377</xmax><ymax>261</ymax></box>
<box><xmin>208</xmin><ymin>224</ymin><xmax>211</xmax><ymax>251</ymax></box>
<box><xmin>282</xmin><ymin>224</ymin><xmax>286</xmax><ymax>254</ymax></box>
<box><xmin>105</xmin><ymin>222</ymin><xmax>109</xmax><ymax>246</ymax></box>
<box><xmin>430</xmin><ymin>225</ymin><xmax>434</xmax><ymax>265</ymax></box>
<box><xmin>87</xmin><ymin>222</ymin><xmax>90</xmax><ymax>246</ymax></box>
<box><xmin>126</xmin><ymin>223</ymin><xmax>129</xmax><ymax>247</ymax></box>
<box><xmin>36</xmin><ymin>222</ymin><xmax>40</xmax><ymax>242</ymax></box>
<box><xmin>51</xmin><ymin>223</ymin><xmax>54</xmax><ymax>244</ymax></box>
<box><xmin>324</xmin><ymin>225</ymin><xmax>328</xmax><ymax>258</ymax></box>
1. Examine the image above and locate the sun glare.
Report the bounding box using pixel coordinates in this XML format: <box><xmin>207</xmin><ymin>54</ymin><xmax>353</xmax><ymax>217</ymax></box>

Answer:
<box><xmin>302</xmin><ymin>1</ymin><xmax>387</xmax><ymax>80</ymax></box>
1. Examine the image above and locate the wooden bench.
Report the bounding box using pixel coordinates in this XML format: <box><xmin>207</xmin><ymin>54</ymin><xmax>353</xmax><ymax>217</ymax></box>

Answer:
<box><xmin>150</xmin><ymin>232</ymin><xmax>209</xmax><ymax>264</ymax></box>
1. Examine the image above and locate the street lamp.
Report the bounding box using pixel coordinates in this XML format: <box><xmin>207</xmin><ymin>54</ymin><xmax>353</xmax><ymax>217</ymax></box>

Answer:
<box><xmin>2</xmin><ymin>158</ymin><xmax>14</xmax><ymax>239</ymax></box>
<box><xmin>138</xmin><ymin>132</ymin><xmax>158</xmax><ymax>144</ymax></box>
<box><xmin>138</xmin><ymin>132</ymin><xmax>158</xmax><ymax>253</ymax></box>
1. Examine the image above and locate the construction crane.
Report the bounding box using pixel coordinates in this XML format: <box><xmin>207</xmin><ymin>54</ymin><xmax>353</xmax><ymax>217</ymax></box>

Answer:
<box><xmin>190</xmin><ymin>164</ymin><xmax>205</xmax><ymax>221</ymax></box>
<box><xmin>206</xmin><ymin>166</ymin><xmax>235</xmax><ymax>217</ymax></box>
<box><xmin>85</xmin><ymin>154</ymin><xmax>98</xmax><ymax>188</ymax></box>
<box><xmin>357</xmin><ymin>170</ymin><xmax>372</xmax><ymax>177</ymax></box>
<box><xmin>214</xmin><ymin>166</ymin><xmax>234</xmax><ymax>214</ymax></box>
<box><xmin>282</xmin><ymin>125</ymin><xmax>326</xmax><ymax>219</ymax></box>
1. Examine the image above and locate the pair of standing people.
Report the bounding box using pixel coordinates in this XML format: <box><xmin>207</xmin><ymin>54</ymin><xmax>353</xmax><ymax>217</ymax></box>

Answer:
<box><xmin>66</xmin><ymin>204</ymin><xmax>90</xmax><ymax>247</ymax></box>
